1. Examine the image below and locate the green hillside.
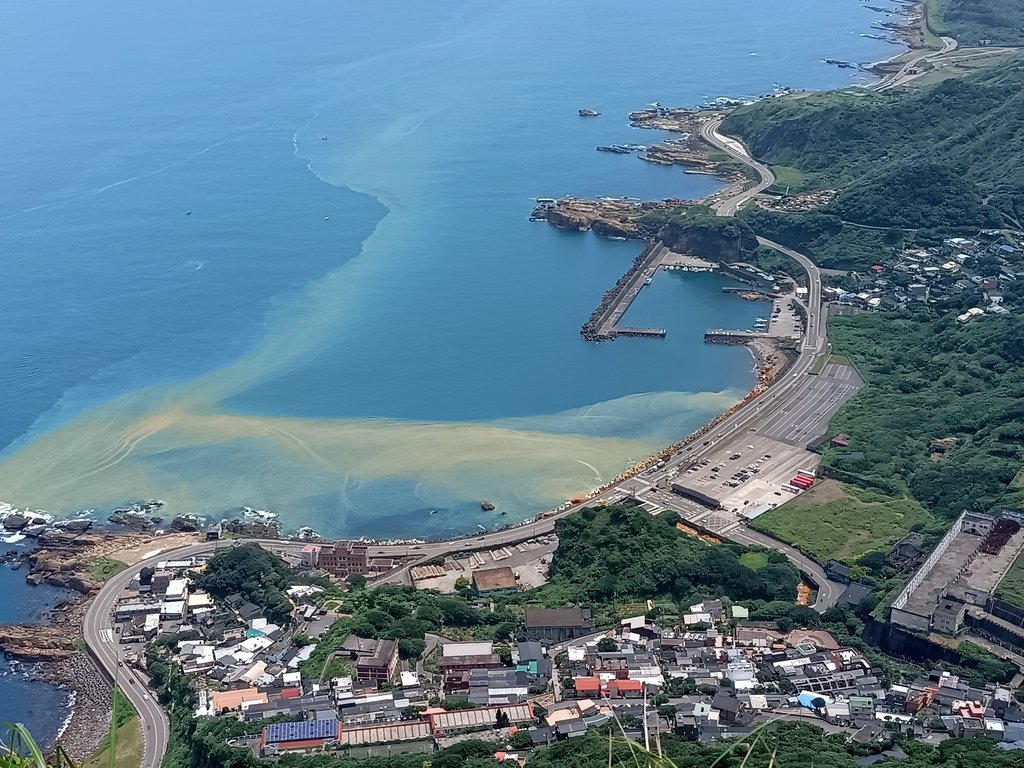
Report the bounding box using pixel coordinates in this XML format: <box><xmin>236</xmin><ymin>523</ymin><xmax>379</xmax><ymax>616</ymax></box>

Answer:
<box><xmin>929</xmin><ymin>0</ymin><xmax>1024</xmax><ymax>46</ymax></box>
<box><xmin>721</xmin><ymin>57</ymin><xmax>1024</xmax><ymax>229</ymax></box>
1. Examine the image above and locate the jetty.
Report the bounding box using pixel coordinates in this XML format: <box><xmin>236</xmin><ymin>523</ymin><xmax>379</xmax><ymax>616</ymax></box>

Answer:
<box><xmin>581</xmin><ymin>242</ymin><xmax>670</xmax><ymax>341</ymax></box>
<box><xmin>704</xmin><ymin>329</ymin><xmax>774</xmax><ymax>344</ymax></box>
<box><xmin>617</xmin><ymin>327</ymin><xmax>667</xmax><ymax>338</ymax></box>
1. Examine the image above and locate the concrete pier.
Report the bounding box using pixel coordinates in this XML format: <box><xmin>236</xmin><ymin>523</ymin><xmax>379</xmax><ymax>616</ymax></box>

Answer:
<box><xmin>661</xmin><ymin>252</ymin><xmax>716</xmax><ymax>270</ymax></box>
<box><xmin>581</xmin><ymin>242</ymin><xmax>668</xmax><ymax>341</ymax></box>
<box><xmin>704</xmin><ymin>329</ymin><xmax>774</xmax><ymax>344</ymax></box>
<box><xmin>618</xmin><ymin>327</ymin><xmax>667</xmax><ymax>337</ymax></box>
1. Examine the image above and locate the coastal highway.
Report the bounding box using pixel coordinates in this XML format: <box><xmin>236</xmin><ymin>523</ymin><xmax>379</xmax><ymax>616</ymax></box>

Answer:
<box><xmin>873</xmin><ymin>36</ymin><xmax>958</xmax><ymax>91</ymax></box>
<box><xmin>83</xmin><ymin>539</ymin><xmax>302</xmax><ymax>768</ymax></box>
<box><xmin>371</xmin><ymin>124</ymin><xmax>834</xmax><ymax>607</ymax></box>
<box><xmin>84</xmin><ymin>118</ymin><xmax>836</xmax><ymax>768</ymax></box>
<box><xmin>700</xmin><ymin>117</ymin><xmax>776</xmax><ymax>216</ymax></box>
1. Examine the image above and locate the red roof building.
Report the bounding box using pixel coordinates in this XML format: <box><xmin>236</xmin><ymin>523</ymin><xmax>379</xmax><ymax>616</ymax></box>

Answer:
<box><xmin>573</xmin><ymin>676</ymin><xmax>601</xmax><ymax>696</ymax></box>
<box><xmin>606</xmin><ymin>679</ymin><xmax>643</xmax><ymax>698</ymax></box>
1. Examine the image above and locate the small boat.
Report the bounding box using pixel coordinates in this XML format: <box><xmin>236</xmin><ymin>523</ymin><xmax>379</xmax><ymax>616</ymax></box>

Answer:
<box><xmin>430</xmin><ymin>509</ymin><xmax>439</xmax><ymax>516</ymax></box>
<box><xmin>321</xmin><ymin>136</ymin><xmax>328</xmax><ymax>140</ymax></box>
<box><xmin>323</xmin><ymin>216</ymin><xmax>331</xmax><ymax>220</ymax></box>
<box><xmin>644</xmin><ymin>278</ymin><xmax>653</xmax><ymax>285</ymax></box>
<box><xmin>578</xmin><ymin>108</ymin><xmax>601</xmax><ymax>117</ymax></box>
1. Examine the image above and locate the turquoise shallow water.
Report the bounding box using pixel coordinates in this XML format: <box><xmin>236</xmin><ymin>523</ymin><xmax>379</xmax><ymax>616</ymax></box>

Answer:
<box><xmin>0</xmin><ymin>1</ymin><xmax>902</xmax><ymax>540</ymax></box>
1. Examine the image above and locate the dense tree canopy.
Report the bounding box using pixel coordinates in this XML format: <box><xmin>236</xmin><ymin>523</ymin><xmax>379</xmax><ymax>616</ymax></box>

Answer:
<box><xmin>196</xmin><ymin>544</ymin><xmax>299</xmax><ymax>625</ymax></box>
<box><xmin>934</xmin><ymin>0</ymin><xmax>1024</xmax><ymax>46</ymax></box>
<box><xmin>823</xmin><ymin>311</ymin><xmax>1024</xmax><ymax>518</ymax></box>
<box><xmin>721</xmin><ymin>58</ymin><xmax>1024</xmax><ymax>229</ymax></box>
<box><xmin>543</xmin><ymin>505</ymin><xmax>799</xmax><ymax>605</ymax></box>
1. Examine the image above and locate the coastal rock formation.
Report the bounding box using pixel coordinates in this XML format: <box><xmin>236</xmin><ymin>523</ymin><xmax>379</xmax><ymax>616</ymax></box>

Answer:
<box><xmin>543</xmin><ymin>202</ymin><xmax>638</xmax><ymax>238</ymax></box>
<box><xmin>26</xmin><ymin>529</ymin><xmax>171</xmax><ymax>594</ymax></box>
<box><xmin>222</xmin><ymin>518</ymin><xmax>281</xmax><ymax>538</ymax></box>
<box><xmin>108</xmin><ymin>510</ymin><xmax>155</xmax><ymax>530</ymax></box>
<box><xmin>55</xmin><ymin>519</ymin><xmax>93</xmax><ymax>533</ymax></box>
<box><xmin>0</xmin><ymin>624</ymin><xmax>77</xmax><ymax>662</ymax></box>
<box><xmin>3</xmin><ymin>514</ymin><xmax>30</xmax><ymax>530</ymax></box>
<box><xmin>0</xmin><ymin>548</ymin><xmax>25</xmax><ymax>566</ymax></box>
<box><xmin>533</xmin><ymin>197</ymin><xmax>685</xmax><ymax>239</ymax></box>
<box><xmin>169</xmin><ymin>514</ymin><xmax>202</xmax><ymax>532</ymax></box>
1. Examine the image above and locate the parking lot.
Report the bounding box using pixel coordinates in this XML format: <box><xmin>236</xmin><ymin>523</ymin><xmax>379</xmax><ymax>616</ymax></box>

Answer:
<box><xmin>765</xmin><ymin>297</ymin><xmax>804</xmax><ymax>339</ymax></box>
<box><xmin>658</xmin><ymin>434</ymin><xmax>819</xmax><ymax>523</ymax></box>
<box><xmin>617</xmin><ymin>361</ymin><xmax>863</xmax><ymax>537</ymax></box>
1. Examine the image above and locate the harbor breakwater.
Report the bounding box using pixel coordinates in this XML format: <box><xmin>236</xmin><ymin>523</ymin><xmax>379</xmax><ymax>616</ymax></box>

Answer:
<box><xmin>581</xmin><ymin>241</ymin><xmax>660</xmax><ymax>341</ymax></box>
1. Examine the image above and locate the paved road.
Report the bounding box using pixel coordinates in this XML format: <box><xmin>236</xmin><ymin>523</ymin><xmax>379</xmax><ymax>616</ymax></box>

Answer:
<box><xmin>700</xmin><ymin>117</ymin><xmax>776</xmax><ymax>216</ymax></box>
<box><xmin>873</xmin><ymin>36</ymin><xmax>958</xmax><ymax>91</ymax></box>
<box><xmin>84</xmin><ymin>118</ymin><xmax>840</xmax><ymax>768</ymax></box>
<box><xmin>372</xmin><ymin>129</ymin><xmax>836</xmax><ymax>608</ymax></box>
<box><xmin>84</xmin><ymin>538</ymin><xmax>300</xmax><ymax>768</ymax></box>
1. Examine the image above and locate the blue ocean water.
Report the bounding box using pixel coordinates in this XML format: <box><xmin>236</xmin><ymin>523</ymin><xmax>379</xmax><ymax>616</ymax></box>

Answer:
<box><xmin>0</xmin><ymin>0</ymin><xmax>908</xmax><ymax>736</ymax></box>
<box><xmin>0</xmin><ymin>1</ymin><xmax>902</xmax><ymax>536</ymax></box>
<box><xmin>0</xmin><ymin>557</ymin><xmax>71</xmax><ymax>745</ymax></box>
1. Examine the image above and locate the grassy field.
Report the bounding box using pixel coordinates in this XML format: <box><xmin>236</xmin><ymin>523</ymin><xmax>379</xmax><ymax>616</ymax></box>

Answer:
<box><xmin>83</xmin><ymin>718</ymin><xmax>142</xmax><ymax>768</ymax></box>
<box><xmin>769</xmin><ymin>165</ymin><xmax>807</xmax><ymax>194</ymax></box>
<box><xmin>739</xmin><ymin>551</ymin><xmax>769</xmax><ymax>571</ymax></box>
<box><xmin>810</xmin><ymin>353</ymin><xmax>852</xmax><ymax>375</ymax></box>
<box><xmin>995</xmin><ymin>551</ymin><xmax>1024</xmax><ymax>610</ymax></box>
<box><xmin>751</xmin><ymin>480</ymin><xmax>934</xmax><ymax>562</ymax></box>
<box><xmin>87</xmin><ymin>557</ymin><xmax>128</xmax><ymax>582</ymax></box>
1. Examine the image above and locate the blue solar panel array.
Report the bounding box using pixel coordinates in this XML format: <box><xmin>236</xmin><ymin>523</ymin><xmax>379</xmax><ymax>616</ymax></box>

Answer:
<box><xmin>265</xmin><ymin>719</ymin><xmax>337</xmax><ymax>743</ymax></box>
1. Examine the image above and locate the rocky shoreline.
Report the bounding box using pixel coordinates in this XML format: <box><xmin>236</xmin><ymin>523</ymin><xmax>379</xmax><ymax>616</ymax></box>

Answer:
<box><xmin>0</xmin><ymin>526</ymin><xmax>187</xmax><ymax>757</ymax></box>
<box><xmin>37</xmin><ymin>597</ymin><xmax>113</xmax><ymax>761</ymax></box>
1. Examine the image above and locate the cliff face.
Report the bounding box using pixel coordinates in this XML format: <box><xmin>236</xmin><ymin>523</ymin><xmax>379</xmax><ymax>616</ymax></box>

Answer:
<box><xmin>657</xmin><ymin>219</ymin><xmax>757</xmax><ymax>262</ymax></box>
<box><xmin>542</xmin><ymin>202</ymin><xmax>640</xmax><ymax>238</ymax></box>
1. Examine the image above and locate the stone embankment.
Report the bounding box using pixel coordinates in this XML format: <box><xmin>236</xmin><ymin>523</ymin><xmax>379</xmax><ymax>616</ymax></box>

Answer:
<box><xmin>50</xmin><ymin>652</ymin><xmax>113</xmax><ymax>761</ymax></box>
<box><xmin>580</xmin><ymin>242</ymin><xmax>657</xmax><ymax>341</ymax></box>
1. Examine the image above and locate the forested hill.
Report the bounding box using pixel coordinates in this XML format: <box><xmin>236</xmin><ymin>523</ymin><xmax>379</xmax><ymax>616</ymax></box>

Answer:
<box><xmin>544</xmin><ymin>505</ymin><xmax>799</xmax><ymax>604</ymax></box>
<box><xmin>720</xmin><ymin>57</ymin><xmax>1024</xmax><ymax>229</ymax></box>
<box><xmin>823</xmin><ymin>311</ymin><xmax>1024</xmax><ymax>519</ymax></box>
<box><xmin>932</xmin><ymin>0</ymin><xmax>1024</xmax><ymax>46</ymax></box>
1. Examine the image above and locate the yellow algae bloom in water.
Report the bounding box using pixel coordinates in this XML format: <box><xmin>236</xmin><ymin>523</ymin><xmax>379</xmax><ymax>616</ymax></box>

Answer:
<box><xmin>0</xmin><ymin>395</ymin><xmax>665</xmax><ymax>528</ymax></box>
<box><xmin>0</xmin><ymin>383</ymin><xmax>742</xmax><ymax>530</ymax></box>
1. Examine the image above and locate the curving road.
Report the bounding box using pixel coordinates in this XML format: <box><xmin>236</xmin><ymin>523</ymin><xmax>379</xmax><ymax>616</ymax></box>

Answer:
<box><xmin>83</xmin><ymin>538</ymin><xmax>301</xmax><ymax>768</ymax></box>
<box><xmin>873</xmin><ymin>36</ymin><xmax>958</xmax><ymax>91</ymax></box>
<box><xmin>371</xmin><ymin>122</ymin><xmax>835</xmax><ymax>607</ymax></box>
<box><xmin>84</xmin><ymin>116</ymin><xmax>837</xmax><ymax>768</ymax></box>
<box><xmin>700</xmin><ymin>117</ymin><xmax>776</xmax><ymax>216</ymax></box>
